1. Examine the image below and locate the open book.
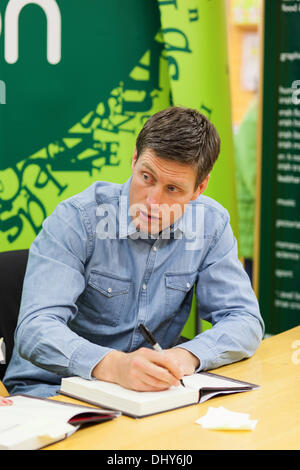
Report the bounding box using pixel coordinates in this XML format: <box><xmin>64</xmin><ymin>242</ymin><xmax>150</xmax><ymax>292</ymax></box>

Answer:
<box><xmin>60</xmin><ymin>372</ymin><xmax>259</xmax><ymax>418</ymax></box>
<box><xmin>0</xmin><ymin>395</ymin><xmax>120</xmax><ymax>450</ymax></box>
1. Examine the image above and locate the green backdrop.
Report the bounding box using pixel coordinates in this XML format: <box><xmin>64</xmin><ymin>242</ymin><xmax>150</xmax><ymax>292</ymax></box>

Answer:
<box><xmin>0</xmin><ymin>0</ymin><xmax>237</xmax><ymax>338</ymax></box>
<box><xmin>256</xmin><ymin>0</ymin><xmax>300</xmax><ymax>334</ymax></box>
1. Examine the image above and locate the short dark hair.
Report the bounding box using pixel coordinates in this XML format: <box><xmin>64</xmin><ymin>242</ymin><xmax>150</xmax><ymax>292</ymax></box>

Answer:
<box><xmin>136</xmin><ymin>106</ymin><xmax>221</xmax><ymax>188</ymax></box>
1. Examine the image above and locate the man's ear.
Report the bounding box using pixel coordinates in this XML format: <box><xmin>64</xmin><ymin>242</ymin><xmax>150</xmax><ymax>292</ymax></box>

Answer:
<box><xmin>191</xmin><ymin>174</ymin><xmax>210</xmax><ymax>200</ymax></box>
<box><xmin>131</xmin><ymin>148</ymin><xmax>138</xmax><ymax>170</ymax></box>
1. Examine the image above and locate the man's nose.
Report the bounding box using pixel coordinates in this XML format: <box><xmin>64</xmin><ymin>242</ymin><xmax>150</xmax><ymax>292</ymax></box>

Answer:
<box><xmin>146</xmin><ymin>185</ymin><xmax>163</xmax><ymax>206</ymax></box>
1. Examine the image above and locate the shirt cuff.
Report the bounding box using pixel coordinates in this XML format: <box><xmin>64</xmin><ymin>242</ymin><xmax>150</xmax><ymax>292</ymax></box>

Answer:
<box><xmin>173</xmin><ymin>337</ymin><xmax>221</xmax><ymax>372</ymax></box>
<box><xmin>68</xmin><ymin>340</ymin><xmax>114</xmax><ymax>380</ymax></box>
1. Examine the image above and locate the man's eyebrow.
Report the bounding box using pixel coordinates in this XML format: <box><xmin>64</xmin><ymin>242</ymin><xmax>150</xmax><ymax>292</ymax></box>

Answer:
<box><xmin>141</xmin><ymin>162</ymin><xmax>157</xmax><ymax>176</ymax></box>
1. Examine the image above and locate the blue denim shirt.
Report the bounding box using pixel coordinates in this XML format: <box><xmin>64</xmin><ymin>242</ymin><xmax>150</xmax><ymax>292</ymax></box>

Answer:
<box><xmin>4</xmin><ymin>177</ymin><xmax>264</xmax><ymax>397</ymax></box>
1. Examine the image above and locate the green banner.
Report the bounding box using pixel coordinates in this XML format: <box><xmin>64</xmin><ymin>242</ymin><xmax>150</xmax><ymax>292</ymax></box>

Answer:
<box><xmin>256</xmin><ymin>0</ymin><xmax>300</xmax><ymax>334</ymax></box>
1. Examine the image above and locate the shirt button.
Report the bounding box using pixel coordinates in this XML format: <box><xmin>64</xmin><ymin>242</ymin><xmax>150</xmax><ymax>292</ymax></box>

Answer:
<box><xmin>153</xmin><ymin>246</ymin><xmax>157</xmax><ymax>252</ymax></box>
<box><xmin>186</xmin><ymin>283</ymin><xmax>191</xmax><ymax>289</ymax></box>
<box><xmin>142</xmin><ymin>284</ymin><xmax>147</xmax><ymax>290</ymax></box>
<box><xmin>107</xmin><ymin>287</ymin><xmax>112</xmax><ymax>293</ymax></box>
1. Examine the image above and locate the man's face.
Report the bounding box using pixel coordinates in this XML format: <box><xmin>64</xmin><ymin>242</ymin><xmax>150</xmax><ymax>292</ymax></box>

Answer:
<box><xmin>129</xmin><ymin>148</ymin><xmax>209</xmax><ymax>235</ymax></box>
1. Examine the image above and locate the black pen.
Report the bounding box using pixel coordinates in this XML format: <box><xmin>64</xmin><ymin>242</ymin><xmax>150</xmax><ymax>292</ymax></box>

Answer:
<box><xmin>138</xmin><ymin>323</ymin><xmax>184</xmax><ymax>386</ymax></box>
<box><xmin>138</xmin><ymin>323</ymin><xmax>163</xmax><ymax>352</ymax></box>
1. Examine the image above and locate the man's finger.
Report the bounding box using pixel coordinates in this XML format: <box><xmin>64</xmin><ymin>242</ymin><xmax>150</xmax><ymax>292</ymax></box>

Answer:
<box><xmin>135</xmin><ymin>349</ymin><xmax>182</xmax><ymax>385</ymax></box>
<box><xmin>138</xmin><ymin>374</ymin><xmax>176</xmax><ymax>391</ymax></box>
<box><xmin>143</xmin><ymin>348</ymin><xmax>183</xmax><ymax>380</ymax></box>
<box><xmin>142</xmin><ymin>363</ymin><xmax>181</xmax><ymax>387</ymax></box>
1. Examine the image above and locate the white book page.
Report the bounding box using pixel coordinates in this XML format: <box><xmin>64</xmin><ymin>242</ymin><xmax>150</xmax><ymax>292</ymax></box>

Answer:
<box><xmin>71</xmin><ymin>377</ymin><xmax>191</xmax><ymax>403</ymax></box>
<box><xmin>182</xmin><ymin>373</ymin><xmax>250</xmax><ymax>390</ymax></box>
<box><xmin>0</xmin><ymin>395</ymin><xmax>109</xmax><ymax>438</ymax></box>
<box><xmin>0</xmin><ymin>396</ymin><xmax>82</xmax><ymax>449</ymax></box>
<box><xmin>0</xmin><ymin>395</ymin><xmax>104</xmax><ymax>428</ymax></box>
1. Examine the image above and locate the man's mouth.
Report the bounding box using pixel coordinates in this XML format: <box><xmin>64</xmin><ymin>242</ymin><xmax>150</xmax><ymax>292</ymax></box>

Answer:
<box><xmin>139</xmin><ymin>210</ymin><xmax>160</xmax><ymax>222</ymax></box>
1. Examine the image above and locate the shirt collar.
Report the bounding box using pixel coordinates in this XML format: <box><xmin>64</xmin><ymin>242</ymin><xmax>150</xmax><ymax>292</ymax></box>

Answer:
<box><xmin>117</xmin><ymin>177</ymin><xmax>136</xmax><ymax>238</ymax></box>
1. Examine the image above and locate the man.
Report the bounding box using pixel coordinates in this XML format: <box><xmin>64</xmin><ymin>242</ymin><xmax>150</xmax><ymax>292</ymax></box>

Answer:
<box><xmin>4</xmin><ymin>107</ymin><xmax>264</xmax><ymax>397</ymax></box>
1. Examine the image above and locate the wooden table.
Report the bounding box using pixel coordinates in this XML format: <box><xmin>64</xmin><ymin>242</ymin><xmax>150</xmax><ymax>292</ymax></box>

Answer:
<box><xmin>45</xmin><ymin>326</ymin><xmax>300</xmax><ymax>450</ymax></box>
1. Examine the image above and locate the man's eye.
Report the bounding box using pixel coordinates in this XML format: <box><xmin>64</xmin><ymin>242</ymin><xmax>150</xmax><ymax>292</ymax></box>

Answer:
<box><xmin>168</xmin><ymin>186</ymin><xmax>177</xmax><ymax>192</ymax></box>
<box><xmin>143</xmin><ymin>173</ymin><xmax>150</xmax><ymax>181</ymax></box>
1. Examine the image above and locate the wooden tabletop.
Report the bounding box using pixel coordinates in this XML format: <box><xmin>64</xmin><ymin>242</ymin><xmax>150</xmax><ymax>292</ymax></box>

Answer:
<box><xmin>45</xmin><ymin>326</ymin><xmax>300</xmax><ymax>450</ymax></box>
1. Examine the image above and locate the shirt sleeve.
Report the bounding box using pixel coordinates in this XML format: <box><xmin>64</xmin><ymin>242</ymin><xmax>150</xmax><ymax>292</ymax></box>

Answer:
<box><xmin>15</xmin><ymin>199</ymin><xmax>114</xmax><ymax>380</ymax></box>
<box><xmin>175</xmin><ymin>211</ymin><xmax>265</xmax><ymax>372</ymax></box>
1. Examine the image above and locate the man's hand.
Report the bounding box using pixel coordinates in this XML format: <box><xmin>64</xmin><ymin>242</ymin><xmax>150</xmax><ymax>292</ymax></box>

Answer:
<box><xmin>92</xmin><ymin>347</ymin><xmax>200</xmax><ymax>392</ymax></box>
<box><xmin>92</xmin><ymin>348</ymin><xmax>183</xmax><ymax>392</ymax></box>
<box><xmin>163</xmin><ymin>347</ymin><xmax>200</xmax><ymax>376</ymax></box>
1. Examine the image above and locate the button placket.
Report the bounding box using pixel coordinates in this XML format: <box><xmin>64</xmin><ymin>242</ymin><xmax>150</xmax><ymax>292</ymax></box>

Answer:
<box><xmin>130</xmin><ymin>240</ymin><xmax>160</xmax><ymax>351</ymax></box>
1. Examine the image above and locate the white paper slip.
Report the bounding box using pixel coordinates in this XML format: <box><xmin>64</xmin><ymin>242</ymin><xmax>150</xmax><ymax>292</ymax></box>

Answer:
<box><xmin>196</xmin><ymin>406</ymin><xmax>258</xmax><ymax>431</ymax></box>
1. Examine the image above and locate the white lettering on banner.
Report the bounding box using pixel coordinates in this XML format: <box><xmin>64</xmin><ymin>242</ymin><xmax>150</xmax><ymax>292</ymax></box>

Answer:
<box><xmin>0</xmin><ymin>0</ymin><xmax>61</xmax><ymax>64</ymax></box>
<box><xmin>0</xmin><ymin>80</ymin><xmax>6</xmax><ymax>104</ymax></box>
<box><xmin>292</xmin><ymin>80</ymin><xmax>300</xmax><ymax>105</ymax></box>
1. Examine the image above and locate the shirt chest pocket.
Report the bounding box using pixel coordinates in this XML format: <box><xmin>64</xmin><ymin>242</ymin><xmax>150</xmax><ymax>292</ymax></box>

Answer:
<box><xmin>165</xmin><ymin>271</ymin><xmax>198</xmax><ymax>318</ymax></box>
<box><xmin>82</xmin><ymin>271</ymin><xmax>132</xmax><ymax>326</ymax></box>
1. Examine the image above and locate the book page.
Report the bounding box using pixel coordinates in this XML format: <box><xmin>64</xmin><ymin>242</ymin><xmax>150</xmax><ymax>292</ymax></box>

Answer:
<box><xmin>0</xmin><ymin>396</ymin><xmax>80</xmax><ymax>449</ymax></box>
<box><xmin>80</xmin><ymin>377</ymin><xmax>190</xmax><ymax>403</ymax></box>
<box><xmin>0</xmin><ymin>417</ymin><xmax>75</xmax><ymax>450</ymax></box>
<box><xmin>0</xmin><ymin>395</ymin><xmax>105</xmax><ymax>428</ymax></box>
<box><xmin>62</xmin><ymin>377</ymin><xmax>199</xmax><ymax>417</ymax></box>
<box><xmin>182</xmin><ymin>373</ymin><xmax>251</xmax><ymax>390</ymax></box>
<box><xmin>0</xmin><ymin>395</ymin><xmax>113</xmax><ymax>439</ymax></box>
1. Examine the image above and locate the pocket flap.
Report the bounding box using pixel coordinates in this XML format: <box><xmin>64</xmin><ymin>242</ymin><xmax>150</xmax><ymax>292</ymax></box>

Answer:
<box><xmin>88</xmin><ymin>271</ymin><xmax>131</xmax><ymax>297</ymax></box>
<box><xmin>165</xmin><ymin>271</ymin><xmax>197</xmax><ymax>292</ymax></box>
